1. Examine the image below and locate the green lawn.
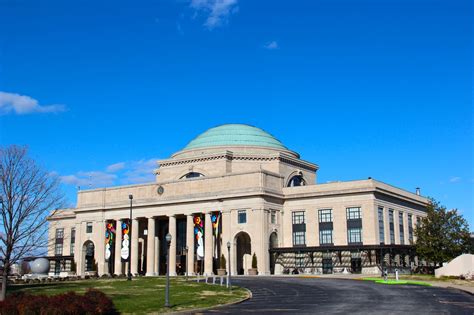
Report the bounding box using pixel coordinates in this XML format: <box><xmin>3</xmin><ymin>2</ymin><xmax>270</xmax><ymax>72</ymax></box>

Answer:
<box><xmin>362</xmin><ymin>277</ymin><xmax>432</xmax><ymax>286</ymax></box>
<box><xmin>9</xmin><ymin>277</ymin><xmax>249</xmax><ymax>314</ymax></box>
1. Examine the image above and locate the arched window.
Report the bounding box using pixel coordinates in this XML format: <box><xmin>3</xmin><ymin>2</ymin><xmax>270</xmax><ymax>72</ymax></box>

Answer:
<box><xmin>180</xmin><ymin>172</ymin><xmax>204</xmax><ymax>179</ymax></box>
<box><xmin>288</xmin><ymin>175</ymin><xmax>305</xmax><ymax>187</ymax></box>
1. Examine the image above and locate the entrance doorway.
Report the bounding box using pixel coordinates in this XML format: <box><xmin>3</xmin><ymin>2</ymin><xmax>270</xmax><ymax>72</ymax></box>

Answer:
<box><xmin>83</xmin><ymin>241</ymin><xmax>95</xmax><ymax>273</ymax></box>
<box><xmin>235</xmin><ymin>232</ymin><xmax>251</xmax><ymax>275</ymax></box>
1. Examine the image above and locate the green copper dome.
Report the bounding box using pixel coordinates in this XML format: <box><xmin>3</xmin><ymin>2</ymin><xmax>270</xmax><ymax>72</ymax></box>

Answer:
<box><xmin>183</xmin><ymin>124</ymin><xmax>288</xmax><ymax>151</ymax></box>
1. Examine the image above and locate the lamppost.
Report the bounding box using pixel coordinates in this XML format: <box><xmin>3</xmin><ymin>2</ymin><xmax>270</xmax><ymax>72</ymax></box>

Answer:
<box><xmin>185</xmin><ymin>246</ymin><xmax>189</xmax><ymax>281</ymax></box>
<box><xmin>128</xmin><ymin>194</ymin><xmax>133</xmax><ymax>281</ymax></box>
<box><xmin>165</xmin><ymin>233</ymin><xmax>172</xmax><ymax>308</ymax></box>
<box><xmin>227</xmin><ymin>241</ymin><xmax>231</xmax><ymax>291</ymax></box>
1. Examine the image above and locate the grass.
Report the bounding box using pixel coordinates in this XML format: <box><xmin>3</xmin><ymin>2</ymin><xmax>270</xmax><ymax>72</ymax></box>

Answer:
<box><xmin>362</xmin><ymin>277</ymin><xmax>432</xmax><ymax>286</ymax></box>
<box><xmin>8</xmin><ymin>277</ymin><xmax>249</xmax><ymax>314</ymax></box>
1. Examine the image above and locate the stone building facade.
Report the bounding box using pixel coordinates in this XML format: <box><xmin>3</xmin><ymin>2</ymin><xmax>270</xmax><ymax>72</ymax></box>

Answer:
<box><xmin>47</xmin><ymin>124</ymin><xmax>428</xmax><ymax>276</ymax></box>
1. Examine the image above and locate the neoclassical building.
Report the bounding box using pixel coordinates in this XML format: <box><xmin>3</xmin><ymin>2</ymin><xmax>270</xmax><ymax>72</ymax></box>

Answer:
<box><xmin>48</xmin><ymin>124</ymin><xmax>428</xmax><ymax>276</ymax></box>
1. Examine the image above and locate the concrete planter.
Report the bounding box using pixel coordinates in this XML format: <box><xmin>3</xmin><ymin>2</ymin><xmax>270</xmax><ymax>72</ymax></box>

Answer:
<box><xmin>217</xmin><ymin>269</ymin><xmax>227</xmax><ymax>276</ymax></box>
<box><xmin>248</xmin><ymin>268</ymin><xmax>258</xmax><ymax>276</ymax></box>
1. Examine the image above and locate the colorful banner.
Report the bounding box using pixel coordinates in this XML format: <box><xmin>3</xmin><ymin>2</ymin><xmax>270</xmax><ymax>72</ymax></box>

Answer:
<box><xmin>194</xmin><ymin>214</ymin><xmax>204</xmax><ymax>260</ymax></box>
<box><xmin>105</xmin><ymin>222</ymin><xmax>116</xmax><ymax>262</ymax></box>
<box><xmin>211</xmin><ymin>212</ymin><xmax>221</xmax><ymax>259</ymax></box>
<box><xmin>121</xmin><ymin>220</ymin><xmax>130</xmax><ymax>262</ymax></box>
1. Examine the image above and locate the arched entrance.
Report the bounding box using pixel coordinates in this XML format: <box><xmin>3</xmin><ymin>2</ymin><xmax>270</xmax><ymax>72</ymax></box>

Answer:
<box><xmin>82</xmin><ymin>241</ymin><xmax>95</xmax><ymax>274</ymax></box>
<box><xmin>235</xmin><ymin>232</ymin><xmax>251</xmax><ymax>275</ymax></box>
<box><xmin>269</xmin><ymin>232</ymin><xmax>278</xmax><ymax>275</ymax></box>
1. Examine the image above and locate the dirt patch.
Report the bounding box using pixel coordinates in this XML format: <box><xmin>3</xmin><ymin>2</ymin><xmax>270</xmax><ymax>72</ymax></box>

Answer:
<box><xmin>200</xmin><ymin>290</ymin><xmax>219</xmax><ymax>296</ymax></box>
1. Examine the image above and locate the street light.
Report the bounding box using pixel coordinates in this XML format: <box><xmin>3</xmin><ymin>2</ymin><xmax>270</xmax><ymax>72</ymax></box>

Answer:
<box><xmin>185</xmin><ymin>246</ymin><xmax>189</xmax><ymax>281</ymax></box>
<box><xmin>128</xmin><ymin>194</ymin><xmax>133</xmax><ymax>281</ymax></box>
<box><xmin>227</xmin><ymin>241</ymin><xmax>231</xmax><ymax>291</ymax></box>
<box><xmin>165</xmin><ymin>233</ymin><xmax>172</xmax><ymax>308</ymax></box>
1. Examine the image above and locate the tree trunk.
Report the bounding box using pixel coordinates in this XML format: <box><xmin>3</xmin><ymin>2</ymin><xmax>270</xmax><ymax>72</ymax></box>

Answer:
<box><xmin>0</xmin><ymin>273</ymin><xmax>7</xmax><ymax>301</ymax></box>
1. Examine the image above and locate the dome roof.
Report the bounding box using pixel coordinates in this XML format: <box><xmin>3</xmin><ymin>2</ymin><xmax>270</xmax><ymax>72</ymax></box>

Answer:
<box><xmin>183</xmin><ymin>124</ymin><xmax>288</xmax><ymax>151</ymax></box>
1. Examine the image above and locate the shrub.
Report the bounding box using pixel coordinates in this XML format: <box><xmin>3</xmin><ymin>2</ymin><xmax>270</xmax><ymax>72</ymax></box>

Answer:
<box><xmin>220</xmin><ymin>254</ymin><xmax>226</xmax><ymax>269</ymax></box>
<box><xmin>252</xmin><ymin>253</ymin><xmax>257</xmax><ymax>269</ymax></box>
<box><xmin>0</xmin><ymin>289</ymin><xmax>118</xmax><ymax>315</ymax></box>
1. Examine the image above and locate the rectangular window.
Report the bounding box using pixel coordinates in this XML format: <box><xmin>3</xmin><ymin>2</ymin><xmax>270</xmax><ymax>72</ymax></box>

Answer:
<box><xmin>378</xmin><ymin>207</ymin><xmax>385</xmax><ymax>244</ymax></box>
<box><xmin>318</xmin><ymin>209</ymin><xmax>332</xmax><ymax>223</ymax></box>
<box><xmin>408</xmin><ymin>214</ymin><xmax>413</xmax><ymax>243</ymax></box>
<box><xmin>348</xmin><ymin>228</ymin><xmax>362</xmax><ymax>244</ymax></box>
<box><xmin>238</xmin><ymin>210</ymin><xmax>247</xmax><ymax>224</ymax></box>
<box><xmin>292</xmin><ymin>211</ymin><xmax>306</xmax><ymax>246</ymax></box>
<box><xmin>346</xmin><ymin>207</ymin><xmax>362</xmax><ymax>220</ymax></box>
<box><xmin>55</xmin><ymin>228</ymin><xmax>64</xmax><ymax>239</ymax></box>
<box><xmin>271</xmin><ymin>210</ymin><xmax>276</xmax><ymax>224</ymax></box>
<box><xmin>86</xmin><ymin>222</ymin><xmax>93</xmax><ymax>233</ymax></box>
<box><xmin>70</xmin><ymin>228</ymin><xmax>76</xmax><ymax>255</ymax></box>
<box><xmin>295</xmin><ymin>254</ymin><xmax>305</xmax><ymax>268</ymax></box>
<box><xmin>320</xmin><ymin>229</ymin><xmax>333</xmax><ymax>245</ymax></box>
<box><xmin>292</xmin><ymin>211</ymin><xmax>305</xmax><ymax>224</ymax></box>
<box><xmin>399</xmin><ymin>212</ymin><xmax>405</xmax><ymax>244</ymax></box>
<box><xmin>389</xmin><ymin>209</ymin><xmax>395</xmax><ymax>244</ymax></box>
<box><xmin>293</xmin><ymin>231</ymin><xmax>306</xmax><ymax>246</ymax></box>
<box><xmin>55</xmin><ymin>243</ymin><xmax>63</xmax><ymax>256</ymax></box>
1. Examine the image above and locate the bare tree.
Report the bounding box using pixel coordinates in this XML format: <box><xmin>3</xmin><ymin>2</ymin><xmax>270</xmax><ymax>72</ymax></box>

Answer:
<box><xmin>0</xmin><ymin>145</ymin><xmax>64</xmax><ymax>301</ymax></box>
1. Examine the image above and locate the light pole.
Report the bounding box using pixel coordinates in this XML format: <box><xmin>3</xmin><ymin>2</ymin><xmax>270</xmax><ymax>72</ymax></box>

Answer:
<box><xmin>185</xmin><ymin>246</ymin><xmax>189</xmax><ymax>281</ymax></box>
<box><xmin>128</xmin><ymin>194</ymin><xmax>133</xmax><ymax>281</ymax></box>
<box><xmin>165</xmin><ymin>233</ymin><xmax>172</xmax><ymax>308</ymax></box>
<box><xmin>227</xmin><ymin>241</ymin><xmax>231</xmax><ymax>291</ymax></box>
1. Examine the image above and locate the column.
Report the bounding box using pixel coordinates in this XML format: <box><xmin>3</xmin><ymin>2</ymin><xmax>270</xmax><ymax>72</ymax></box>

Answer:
<box><xmin>74</xmin><ymin>222</ymin><xmax>83</xmax><ymax>277</ymax></box>
<box><xmin>131</xmin><ymin>218</ymin><xmax>139</xmax><ymax>276</ymax></box>
<box><xmin>114</xmin><ymin>219</ymin><xmax>123</xmax><ymax>275</ymax></box>
<box><xmin>146</xmin><ymin>217</ymin><xmax>156</xmax><ymax>276</ymax></box>
<box><xmin>204</xmin><ymin>212</ymin><xmax>213</xmax><ymax>275</ymax></box>
<box><xmin>97</xmin><ymin>220</ymin><xmax>106</xmax><ymax>276</ymax></box>
<box><xmin>169</xmin><ymin>215</ymin><xmax>177</xmax><ymax>276</ymax></box>
<box><xmin>186</xmin><ymin>214</ymin><xmax>195</xmax><ymax>275</ymax></box>
<box><xmin>221</xmin><ymin>211</ymin><xmax>231</xmax><ymax>275</ymax></box>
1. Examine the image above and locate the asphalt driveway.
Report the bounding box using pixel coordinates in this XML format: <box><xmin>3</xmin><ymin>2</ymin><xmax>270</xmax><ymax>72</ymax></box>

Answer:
<box><xmin>197</xmin><ymin>277</ymin><xmax>474</xmax><ymax>314</ymax></box>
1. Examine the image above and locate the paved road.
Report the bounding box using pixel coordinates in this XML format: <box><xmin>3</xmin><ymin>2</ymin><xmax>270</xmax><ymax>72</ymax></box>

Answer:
<box><xmin>198</xmin><ymin>277</ymin><xmax>474</xmax><ymax>314</ymax></box>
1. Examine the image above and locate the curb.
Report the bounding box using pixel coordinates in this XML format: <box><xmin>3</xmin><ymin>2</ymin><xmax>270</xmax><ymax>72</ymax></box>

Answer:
<box><xmin>165</xmin><ymin>286</ymin><xmax>252</xmax><ymax>315</ymax></box>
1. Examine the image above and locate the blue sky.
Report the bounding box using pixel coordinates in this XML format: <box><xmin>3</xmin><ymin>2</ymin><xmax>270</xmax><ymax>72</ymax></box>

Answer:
<box><xmin>0</xmin><ymin>0</ymin><xmax>472</xmax><ymax>225</ymax></box>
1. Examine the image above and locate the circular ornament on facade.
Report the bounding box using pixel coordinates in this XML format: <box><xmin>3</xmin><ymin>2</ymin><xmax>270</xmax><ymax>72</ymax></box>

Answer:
<box><xmin>157</xmin><ymin>185</ymin><xmax>164</xmax><ymax>195</ymax></box>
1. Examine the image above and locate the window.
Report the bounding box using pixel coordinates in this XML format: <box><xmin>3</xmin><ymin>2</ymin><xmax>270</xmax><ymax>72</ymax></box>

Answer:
<box><xmin>271</xmin><ymin>210</ymin><xmax>276</xmax><ymax>224</ymax></box>
<box><xmin>55</xmin><ymin>228</ymin><xmax>64</xmax><ymax>239</ymax></box>
<box><xmin>70</xmin><ymin>228</ymin><xmax>76</xmax><ymax>255</ymax></box>
<box><xmin>416</xmin><ymin>216</ymin><xmax>421</xmax><ymax>226</ymax></box>
<box><xmin>180</xmin><ymin>172</ymin><xmax>204</xmax><ymax>179</ymax></box>
<box><xmin>408</xmin><ymin>214</ymin><xmax>413</xmax><ymax>243</ymax></box>
<box><xmin>288</xmin><ymin>175</ymin><xmax>305</xmax><ymax>187</ymax></box>
<box><xmin>389</xmin><ymin>209</ymin><xmax>395</xmax><ymax>244</ymax></box>
<box><xmin>318</xmin><ymin>209</ymin><xmax>332</xmax><ymax>223</ymax></box>
<box><xmin>55</xmin><ymin>243</ymin><xmax>63</xmax><ymax>256</ymax></box>
<box><xmin>320</xmin><ymin>229</ymin><xmax>333</xmax><ymax>245</ymax></box>
<box><xmin>237</xmin><ymin>210</ymin><xmax>247</xmax><ymax>224</ymax></box>
<box><xmin>348</xmin><ymin>228</ymin><xmax>362</xmax><ymax>244</ymax></box>
<box><xmin>292</xmin><ymin>211</ymin><xmax>305</xmax><ymax>224</ymax></box>
<box><xmin>378</xmin><ymin>207</ymin><xmax>385</xmax><ymax>244</ymax></box>
<box><xmin>292</xmin><ymin>211</ymin><xmax>306</xmax><ymax>246</ymax></box>
<box><xmin>86</xmin><ymin>222</ymin><xmax>93</xmax><ymax>233</ymax></box>
<box><xmin>346</xmin><ymin>207</ymin><xmax>362</xmax><ymax>220</ymax></box>
<box><xmin>293</xmin><ymin>231</ymin><xmax>306</xmax><ymax>245</ymax></box>
<box><xmin>399</xmin><ymin>212</ymin><xmax>405</xmax><ymax>245</ymax></box>
<box><xmin>295</xmin><ymin>254</ymin><xmax>305</xmax><ymax>268</ymax></box>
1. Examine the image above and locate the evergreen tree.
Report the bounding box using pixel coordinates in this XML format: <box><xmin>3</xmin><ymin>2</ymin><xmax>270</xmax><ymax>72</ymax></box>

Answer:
<box><xmin>415</xmin><ymin>199</ymin><xmax>472</xmax><ymax>265</ymax></box>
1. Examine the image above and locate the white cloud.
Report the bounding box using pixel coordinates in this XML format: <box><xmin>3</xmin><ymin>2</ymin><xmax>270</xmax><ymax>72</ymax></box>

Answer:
<box><xmin>264</xmin><ymin>41</ymin><xmax>278</xmax><ymax>50</ymax></box>
<box><xmin>449</xmin><ymin>176</ymin><xmax>461</xmax><ymax>183</ymax></box>
<box><xmin>0</xmin><ymin>91</ymin><xmax>66</xmax><ymax>115</ymax></box>
<box><xmin>190</xmin><ymin>0</ymin><xmax>238</xmax><ymax>29</ymax></box>
<box><xmin>60</xmin><ymin>171</ymin><xmax>117</xmax><ymax>188</ymax></box>
<box><xmin>59</xmin><ymin>158</ymin><xmax>158</xmax><ymax>189</ymax></box>
<box><xmin>106</xmin><ymin>162</ymin><xmax>126</xmax><ymax>173</ymax></box>
<box><xmin>122</xmin><ymin>158</ymin><xmax>157</xmax><ymax>185</ymax></box>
